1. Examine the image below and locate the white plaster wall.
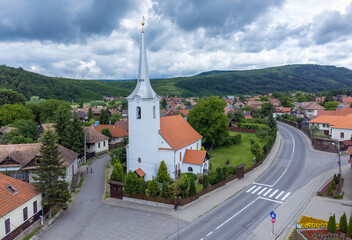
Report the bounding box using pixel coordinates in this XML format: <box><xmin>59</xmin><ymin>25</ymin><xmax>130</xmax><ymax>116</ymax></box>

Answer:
<box><xmin>87</xmin><ymin>140</ymin><xmax>108</xmax><ymax>155</ymax></box>
<box><xmin>0</xmin><ymin>193</ymin><xmax>42</xmax><ymax>239</ymax></box>
<box><xmin>128</xmin><ymin>97</ymin><xmax>160</xmax><ymax>181</ymax></box>
<box><xmin>65</xmin><ymin>158</ymin><xmax>79</xmax><ymax>183</ymax></box>
<box><xmin>331</xmin><ymin>128</ymin><xmax>352</xmax><ymax>141</ymax></box>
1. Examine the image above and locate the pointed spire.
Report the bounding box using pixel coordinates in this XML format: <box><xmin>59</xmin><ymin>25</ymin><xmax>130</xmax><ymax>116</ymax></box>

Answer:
<box><xmin>126</xmin><ymin>17</ymin><xmax>158</xmax><ymax>100</ymax></box>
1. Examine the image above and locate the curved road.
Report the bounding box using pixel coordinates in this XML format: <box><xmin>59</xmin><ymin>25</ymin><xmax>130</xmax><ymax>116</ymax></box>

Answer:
<box><xmin>166</xmin><ymin>122</ymin><xmax>336</xmax><ymax>240</ymax></box>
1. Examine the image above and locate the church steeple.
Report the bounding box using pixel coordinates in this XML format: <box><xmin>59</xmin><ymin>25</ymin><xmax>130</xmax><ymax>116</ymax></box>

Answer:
<box><xmin>126</xmin><ymin>17</ymin><xmax>158</xmax><ymax>100</ymax></box>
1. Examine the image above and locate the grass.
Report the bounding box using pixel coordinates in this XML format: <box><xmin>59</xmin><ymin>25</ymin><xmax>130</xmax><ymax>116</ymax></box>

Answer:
<box><xmin>208</xmin><ymin>132</ymin><xmax>265</xmax><ymax>174</ymax></box>
<box><xmin>77</xmin><ymin>174</ymin><xmax>85</xmax><ymax>188</ymax></box>
<box><xmin>23</xmin><ymin>225</ymin><xmax>43</xmax><ymax>240</ymax></box>
<box><xmin>82</xmin><ymin>158</ymin><xmax>93</xmax><ymax>166</ymax></box>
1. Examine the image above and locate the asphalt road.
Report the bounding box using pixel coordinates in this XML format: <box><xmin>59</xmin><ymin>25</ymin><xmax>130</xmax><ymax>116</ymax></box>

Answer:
<box><xmin>166</xmin><ymin>122</ymin><xmax>334</xmax><ymax>240</ymax></box>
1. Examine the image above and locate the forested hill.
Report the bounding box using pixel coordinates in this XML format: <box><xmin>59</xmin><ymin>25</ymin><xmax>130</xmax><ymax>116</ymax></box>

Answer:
<box><xmin>0</xmin><ymin>64</ymin><xmax>352</xmax><ymax>101</ymax></box>
<box><xmin>175</xmin><ymin>64</ymin><xmax>352</xmax><ymax>96</ymax></box>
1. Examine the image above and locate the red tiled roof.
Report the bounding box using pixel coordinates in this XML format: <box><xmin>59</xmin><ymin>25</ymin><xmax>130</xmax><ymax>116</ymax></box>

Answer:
<box><xmin>182</xmin><ymin>149</ymin><xmax>206</xmax><ymax>165</ymax></box>
<box><xmin>135</xmin><ymin>168</ymin><xmax>146</xmax><ymax>177</ymax></box>
<box><xmin>342</xmin><ymin>97</ymin><xmax>352</xmax><ymax>103</ymax></box>
<box><xmin>348</xmin><ymin>146</ymin><xmax>352</xmax><ymax>155</ymax></box>
<box><xmin>114</xmin><ymin>121</ymin><xmax>128</xmax><ymax>132</ymax></box>
<box><xmin>318</xmin><ymin>108</ymin><xmax>352</xmax><ymax>117</ymax></box>
<box><xmin>342</xmin><ymin>140</ymin><xmax>352</xmax><ymax>146</ymax></box>
<box><xmin>93</xmin><ymin>125</ymin><xmax>128</xmax><ymax>138</ymax></box>
<box><xmin>178</xmin><ymin>110</ymin><xmax>190</xmax><ymax>117</ymax></box>
<box><xmin>0</xmin><ymin>174</ymin><xmax>41</xmax><ymax>216</ymax></box>
<box><xmin>160</xmin><ymin>115</ymin><xmax>202</xmax><ymax>150</ymax></box>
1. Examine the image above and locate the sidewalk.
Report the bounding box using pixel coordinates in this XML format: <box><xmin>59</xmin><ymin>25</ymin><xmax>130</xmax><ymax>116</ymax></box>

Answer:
<box><xmin>104</xmin><ymin>131</ymin><xmax>282</xmax><ymax>222</ymax></box>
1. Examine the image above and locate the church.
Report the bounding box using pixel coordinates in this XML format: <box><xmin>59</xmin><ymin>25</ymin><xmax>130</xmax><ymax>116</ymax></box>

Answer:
<box><xmin>126</xmin><ymin>20</ymin><xmax>209</xmax><ymax>181</ymax></box>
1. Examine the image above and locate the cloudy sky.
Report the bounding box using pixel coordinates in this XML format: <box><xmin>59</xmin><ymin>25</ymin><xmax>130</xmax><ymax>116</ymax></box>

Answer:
<box><xmin>0</xmin><ymin>0</ymin><xmax>351</xmax><ymax>80</ymax></box>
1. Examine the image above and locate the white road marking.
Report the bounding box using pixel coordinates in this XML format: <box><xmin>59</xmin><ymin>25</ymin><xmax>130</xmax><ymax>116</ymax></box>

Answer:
<box><xmin>275</xmin><ymin>191</ymin><xmax>285</xmax><ymax>199</ymax></box>
<box><xmin>215</xmin><ymin>198</ymin><xmax>258</xmax><ymax>230</ymax></box>
<box><xmin>257</xmin><ymin>187</ymin><xmax>267</xmax><ymax>195</ymax></box>
<box><xmin>258</xmin><ymin>197</ymin><xmax>283</xmax><ymax>204</ymax></box>
<box><xmin>252</xmin><ymin>182</ymin><xmax>272</xmax><ymax>187</ymax></box>
<box><xmin>251</xmin><ymin>186</ymin><xmax>262</xmax><ymax>194</ymax></box>
<box><xmin>281</xmin><ymin>192</ymin><xmax>291</xmax><ymax>201</ymax></box>
<box><xmin>263</xmin><ymin>188</ymin><xmax>272</xmax><ymax>196</ymax></box>
<box><xmin>206</xmin><ymin>231</ymin><xmax>213</xmax><ymax>237</ymax></box>
<box><xmin>269</xmin><ymin>189</ymin><xmax>278</xmax><ymax>198</ymax></box>
<box><xmin>246</xmin><ymin>185</ymin><xmax>257</xmax><ymax>193</ymax></box>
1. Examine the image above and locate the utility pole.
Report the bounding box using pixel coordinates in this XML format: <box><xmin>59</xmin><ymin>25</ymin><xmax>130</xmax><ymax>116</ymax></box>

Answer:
<box><xmin>174</xmin><ymin>165</ymin><xmax>180</xmax><ymax>240</ymax></box>
<box><xmin>84</xmin><ymin>131</ymin><xmax>87</xmax><ymax>164</ymax></box>
<box><xmin>337</xmin><ymin>140</ymin><xmax>342</xmax><ymax>190</ymax></box>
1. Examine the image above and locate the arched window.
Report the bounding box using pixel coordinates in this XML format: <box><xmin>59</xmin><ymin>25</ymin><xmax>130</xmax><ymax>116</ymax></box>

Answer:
<box><xmin>153</xmin><ymin>106</ymin><xmax>156</xmax><ymax>118</ymax></box>
<box><xmin>136</xmin><ymin>106</ymin><xmax>141</xmax><ymax>119</ymax></box>
<box><xmin>188</xmin><ymin>167</ymin><xmax>193</xmax><ymax>172</ymax></box>
<box><xmin>138</xmin><ymin>157</ymin><xmax>141</xmax><ymax>163</ymax></box>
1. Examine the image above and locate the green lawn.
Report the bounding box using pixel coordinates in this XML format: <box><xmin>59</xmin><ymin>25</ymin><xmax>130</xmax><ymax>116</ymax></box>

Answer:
<box><xmin>208</xmin><ymin>132</ymin><xmax>264</xmax><ymax>173</ymax></box>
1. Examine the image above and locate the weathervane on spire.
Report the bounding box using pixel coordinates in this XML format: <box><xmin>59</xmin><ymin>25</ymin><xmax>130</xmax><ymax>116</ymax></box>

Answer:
<box><xmin>142</xmin><ymin>16</ymin><xmax>146</xmax><ymax>32</ymax></box>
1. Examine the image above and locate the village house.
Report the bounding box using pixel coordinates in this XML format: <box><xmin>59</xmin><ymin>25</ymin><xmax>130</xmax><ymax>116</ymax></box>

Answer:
<box><xmin>294</xmin><ymin>102</ymin><xmax>325</xmax><ymax>119</ymax></box>
<box><xmin>92</xmin><ymin>124</ymin><xmax>128</xmax><ymax>143</ymax></box>
<box><xmin>0</xmin><ymin>174</ymin><xmax>42</xmax><ymax>240</ymax></box>
<box><xmin>126</xmin><ymin>23</ymin><xmax>208</xmax><ymax>181</ymax></box>
<box><xmin>273</xmin><ymin>107</ymin><xmax>291</xmax><ymax>118</ymax></box>
<box><xmin>83</xmin><ymin>127</ymin><xmax>109</xmax><ymax>157</ymax></box>
<box><xmin>0</xmin><ymin>127</ymin><xmax>16</xmax><ymax>141</ymax></box>
<box><xmin>0</xmin><ymin>143</ymin><xmax>79</xmax><ymax>186</ymax></box>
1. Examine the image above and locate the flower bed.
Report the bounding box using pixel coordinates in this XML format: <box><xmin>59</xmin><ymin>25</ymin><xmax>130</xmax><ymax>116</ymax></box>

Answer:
<box><xmin>301</xmin><ymin>229</ymin><xmax>352</xmax><ymax>240</ymax></box>
<box><xmin>298</xmin><ymin>216</ymin><xmax>339</xmax><ymax>229</ymax></box>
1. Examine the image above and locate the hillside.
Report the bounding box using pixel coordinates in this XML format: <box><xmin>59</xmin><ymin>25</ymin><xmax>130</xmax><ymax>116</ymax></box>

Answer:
<box><xmin>0</xmin><ymin>64</ymin><xmax>352</xmax><ymax>101</ymax></box>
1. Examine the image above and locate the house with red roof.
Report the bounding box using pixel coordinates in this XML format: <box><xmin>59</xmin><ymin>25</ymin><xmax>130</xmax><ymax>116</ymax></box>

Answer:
<box><xmin>273</xmin><ymin>107</ymin><xmax>291</xmax><ymax>118</ymax></box>
<box><xmin>92</xmin><ymin>124</ymin><xmax>128</xmax><ymax>143</ymax></box>
<box><xmin>125</xmin><ymin>25</ymin><xmax>208</xmax><ymax>181</ymax></box>
<box><xmin>0</xmin><ymin>174</ymin><xmax>42</xmax><ymax>240</ymax></box>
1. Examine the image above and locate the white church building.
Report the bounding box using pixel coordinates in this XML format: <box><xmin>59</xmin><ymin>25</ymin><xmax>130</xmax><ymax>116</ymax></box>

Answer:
<box><xmin>126</xmin><ymin>21</ymin><xmax>209</xmax><ymax>181</ymax></box>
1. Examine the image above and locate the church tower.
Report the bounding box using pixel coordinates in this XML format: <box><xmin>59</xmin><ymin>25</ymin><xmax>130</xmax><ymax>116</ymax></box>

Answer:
<box><xmin>126</xmin><ymin>19</ymin><xmax>161</xmax><ymax>180</ymax></box>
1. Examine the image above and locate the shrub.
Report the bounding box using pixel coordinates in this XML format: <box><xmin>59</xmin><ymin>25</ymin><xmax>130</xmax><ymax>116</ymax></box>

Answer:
<box><xmin>328</xmin><ymin>215</ymin><xmax>337</xmax><ymax>233</ymax></box>
<box><xmin>340</xmin><ymin>212</ymin><xmax>348</xmax><ymax>233</ymax></box>
<box><xmin>348</xmin><ymin>215</ymin><xmax>352</xmax><ymax>237</ymax></box>
<box><xmin>209</xmin><ymin>174</ymin><xmax>218</xmax><ymax>185</ymax></box>
<box><xmin>256</xmin><ymin>126</ymin><xmax>271</xmax><ymax>140</ymax></box>
<box><xmin>333</xmin><ymin>194</ymin><xmax>343</xmax><ymax>199</ymax></box>
<box><xmin>157</xmin><ymin>160</ymin><xmax>170</xmax><ymax>183</ymax></box>
<box><xmin>124</xmin><ymin>171</ymin><xmax>139</xmax><ymax>194</ymax></box>
<box><xmin>113</xmin><ymin>162</ymin><xmax>124</xmax><ymax>182</ymax></box>
<box><xmin>255</xmin><ymin>150</ymin><xmax>264</xmax><ymax>163</ymax></box>
<box><xmin>331</xmin><ymin>179</ymin><xmax>336</xmax><ymax>190</ymax></box>
<box><xmin>227</xmin><ymin>166</ymin><xmax>237</xmax><ymax>175</ymax></box>
<box><xmin>216</xmin><ymin>168</ymin><xmax>224</xmax><ymax>183</ymax></box>
<box><xmin>160</xmin><ymin>182</ymin><xmax>169</xmax><ymax>198</ymax></box>
<box><xmin>181</xmin><ymin>173</ymin><xmax>197</xmax><ymax>181</ymax></box>
<box><xmin>169</xmin><ymin>183</ymin><xmax>175</xmax><ymax>199</ymax></box>
<box><xmin>146</xmin><ymin>177</ymin><xmax>160</xmax><ymax>197</ymax></box>
<box><xmin>232</xmin><ymin>134</ymin><xmax>241</xmax><ymax>144</ymax></box>
<box><xmin>334</xmin><ymin>174</ymin><xmax>339</xmax><ymax>185</ymax></box>
<box><xmin>110</xmin><ymin>168</ymin><xmax>119</xmax><ymax>181</ymax></box>
<box><xmin>177</xmin><ymin>174</ymin><xmax>189</xmax><ymax>198</ymax></box>
<box><xmin>223</xmin><ymin>136</ymin><xmax>233</xmax><ymax>146</ymax></box>
<box><xmin>222</xmin><ymin>167</ymin><xmax>229</xmax><ymax>179</ymax></box>
<box><xmin>327</xmin><ymin>185</ymin><xmax>333</xmax><ymax>196</ymax></box>
<box><xmin>202</xmin><ymin>175</ymin><xmax>209</xmax><ymax>189</ymax></box>
<box><xmin>138</xmin><ymin>178</ymin><xmax>146</xmax><ymax>195</ymax></box>
<box><xmin>263</xmin><ymin>143</ymin><xmax>270</xmax><ymax>154</ymax></box>
<box><xmin>188</xmin><ymin>178</ymin><xmax>197</xmax><ymax>196</ymax></box>
<box><xmin>250</xmin><ymin>140</ymin><xmax>260</xmax><ymax>156</ymax></box>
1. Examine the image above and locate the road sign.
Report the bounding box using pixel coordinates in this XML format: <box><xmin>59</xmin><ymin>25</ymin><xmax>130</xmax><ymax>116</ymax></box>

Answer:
<box><xmin>271</xmin><ymin>218</ymin><xmax>276</xmax><ymax>223</ymax></box>
<box><xmin>270</xmin><ymin>211</ymin><xmax>276</xmax><ymax>219</ymax></box>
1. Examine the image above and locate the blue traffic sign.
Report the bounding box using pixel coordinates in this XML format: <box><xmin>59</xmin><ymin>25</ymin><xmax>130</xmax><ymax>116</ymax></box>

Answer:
<box><xmin>270</xmin><ymin>211</ymin><xmax>276</xmax><ymax>219</ymax></box>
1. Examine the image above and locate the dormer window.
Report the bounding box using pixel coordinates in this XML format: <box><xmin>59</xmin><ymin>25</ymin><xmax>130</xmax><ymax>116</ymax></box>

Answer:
<box><xmin>6</xmin><ymin>184</ymin><xmax>17</xmax><ymax>194</ymax></box>
<box><xmin>137</xmin><ymin>106</ymin><xmax>141</xmax><ymax>119</ymax></box>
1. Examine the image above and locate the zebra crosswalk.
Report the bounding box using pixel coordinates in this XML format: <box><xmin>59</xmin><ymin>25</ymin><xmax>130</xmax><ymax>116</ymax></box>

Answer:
<box><xmin>246</xmin><ymin>185</ymin><xmax>291</xmax><ymax>202</ymax></box>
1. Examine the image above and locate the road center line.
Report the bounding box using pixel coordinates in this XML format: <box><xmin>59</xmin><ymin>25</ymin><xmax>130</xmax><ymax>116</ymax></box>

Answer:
<box><xmin>206</xmin><ymin>231</ymin><xmax>213</xmax><ymax>237</ymax></box>
<box><xmin>215</xmin><ymin>198</ymin><xmax>258</xmax><ymax>230</ymax></box>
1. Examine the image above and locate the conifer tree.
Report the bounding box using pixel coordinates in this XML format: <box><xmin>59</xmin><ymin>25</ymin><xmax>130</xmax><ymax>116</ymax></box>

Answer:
<box><xmin>348</xmin><ymin>215</ymin><xmax>352</xmax><ymax>237</ymax></box>
<box><xmin>115</xmin><ymin>162</ymin><xmax>124</xmax><ymax>182</ymax></box>
<box><xmin>157</xmin><ymin>160</ymin><xmax>170</xmax><ymax>183</ymax></box>
<box><xmin>62</xmin><ymin>113</ymin><xmax>84</xmax><ymax>155</ymax></box>
<box><xmin>147</xmin><ymin>177</ymin><xmax>160</xmax><ymax>197</ymax></box>
<box><xmin>340</xmin><ymin>212</ymin><xmax>348</xmax><ymax>233</ymax></box>
<box><xmin>188</xmin><ymin>178</ymin><xmax>197</xmax><ymax>196</ymax></box>
<box><xmin>328</xmin><ymin>215</ymin><xmax>337</xmax><ymax>233</ymax></box>
<box><xmin>161</xmin><ymin>182</ymin><xmax>169</xmax><ymax>198</ymax></box>
<box><xmin>54</xmin><ymin>105</ymin><xmax>71</xmax><ymax>145</ymax></box>
<box><xmin>99</xmin><ymin>109</ymin><xmax>110</xmax><ymax>124</ymax></box>
<box><xmin>33</xmin><ymin>130</ymin><xmax>70</xmax><ymax>218</ymax></box>
<box><xmin>203</xmin><ymin>175</ymin><xmax>209</xmax><ymax>189</ymax></box>
<box><xmin>177</xmin><ymin>174</ymin><xmax>189</xmax><ymax>198</ymax></box>
<box><xmin>110</xmin><ymin>167</ymin><xmax>119</xmax><ymax>181</ymax></box>
<box><xmin>88</xmin><ymin>107</ymin><xmax>93</xmax><ymax>121</ymax></box>
<box><xmin>138</xmin><ymin>178</ymin><xmax>146</xmax><ymax>195</ymax></box>
<box><xmin>124</xmin><ymin>171</ymin><xmax>139</xmax><ymax>194</ymax></box>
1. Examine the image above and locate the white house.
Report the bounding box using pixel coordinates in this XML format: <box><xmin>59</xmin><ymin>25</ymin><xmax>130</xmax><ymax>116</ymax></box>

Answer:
<box><xmin>126</xmin><ymin>21</ymin><xmax>208</xmax><ymax>181</ymax></box>
<box><xmin>0</xmin><ymin>143</ymin><xmax>79</xmax><ymax>186</ymax></box>
<box><xmin>0</xmin><ymin>174</ymin><xmax>42</xmax><ymax>240</ymax></box>
<box><xmin>83</xmin><ymin>127</ymin><xmax>109</xmax><ymax>156</ymax></box>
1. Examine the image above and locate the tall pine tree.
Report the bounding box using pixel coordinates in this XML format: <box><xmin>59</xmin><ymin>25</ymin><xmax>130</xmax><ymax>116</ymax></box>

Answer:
<box><xmin>54</xmin><ymin>105</ymin><xmax>71</xmax><ymax>145</ymax></box>
<box><xmin>157</xmin><ymin>160</ymin><xmax>170</xmax><ymax>183</ymax></box>
<box><xmin>33</xmin><ymin>130</ymin><xmax>70</xmax><ymax>218</ymax></box>
<box><xmin>62</xmin><ymin>113</ymin><xmax>84</xmax><ymax>155</ymax></box>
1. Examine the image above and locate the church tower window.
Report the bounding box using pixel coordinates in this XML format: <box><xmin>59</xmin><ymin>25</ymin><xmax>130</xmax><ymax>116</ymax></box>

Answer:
<box><xmin>136</xmin><ymin>106</ymin><xmax>141</xmax><ymax>119</ymax></box>
<box><xmin>153</xmin><ymin>106</ymin><xmax>156</xmax><ymax>118</ymax></box>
